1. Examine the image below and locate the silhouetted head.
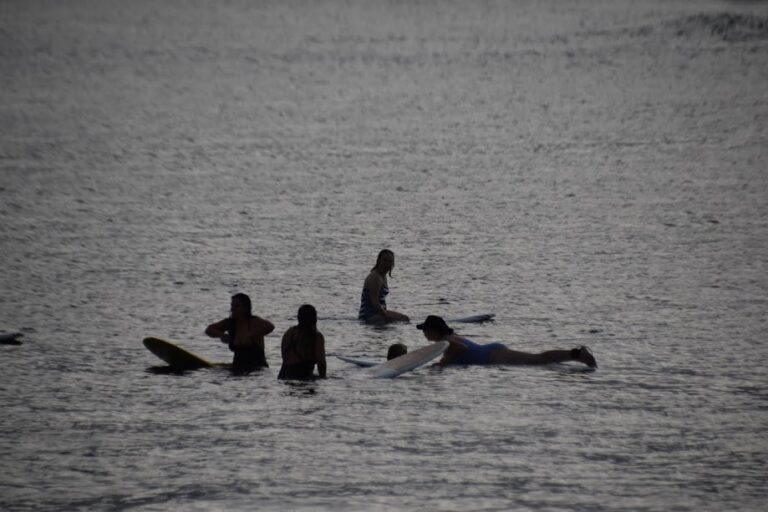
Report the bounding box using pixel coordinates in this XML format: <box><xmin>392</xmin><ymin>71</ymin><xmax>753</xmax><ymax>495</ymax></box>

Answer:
<box><xmin>230</xmin><ymin>293</ymin><xmax>252</xmax><ymax>319</ymax></box>
<box><xmin>373</xmin><ymin>249</ymin><xmax>395</xmax><ymax>276</ymax></box>
<box><xmin>416</xmin><ymin>315</ymin><xmax>453</xmax><ymax>341</ymax></box>
<box><xmin>297</xmin><ymin>304</ymin><xmax>317</xmax><ymax>331</ymax></box>
<box><xmin>387</xmin><ymin>343</ymin><xmax>408</xmax><ymax>360</ymax></box>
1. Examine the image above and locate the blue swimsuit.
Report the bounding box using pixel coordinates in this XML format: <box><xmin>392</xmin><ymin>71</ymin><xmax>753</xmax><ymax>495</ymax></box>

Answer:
<box><xmin>358</xmin><ymin>285</ymin><xmax>389</xmax><ymax>321</ymax></box>
<box><xmin>453</xmin><ymin>337</ymin><xmax>507</xmax><ymax>365</ymax></box>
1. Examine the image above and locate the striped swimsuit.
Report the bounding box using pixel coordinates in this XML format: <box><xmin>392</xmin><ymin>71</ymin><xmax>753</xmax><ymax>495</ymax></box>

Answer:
<box><xmin>358</xmin><ymin>285</ymin><xmax>389</xmax><ymax>321</ymax></box>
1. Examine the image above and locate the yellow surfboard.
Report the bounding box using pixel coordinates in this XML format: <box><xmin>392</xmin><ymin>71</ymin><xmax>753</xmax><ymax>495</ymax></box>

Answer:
<box><xmin>143</xmin><ymin>337</ymin><xmax>218</xmax><ymax>370</ymax></box>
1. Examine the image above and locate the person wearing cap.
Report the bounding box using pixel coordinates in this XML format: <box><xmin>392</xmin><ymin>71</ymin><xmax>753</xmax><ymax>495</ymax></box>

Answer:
<box><xmin>358</xmin><ymin>249</ymin><xmax>410</xmax><ymax>324</ymax></box>
<box><xmin>416</xmin><ymin>315</ymin><xmax>598</xmax><ymax>368</ymax></box>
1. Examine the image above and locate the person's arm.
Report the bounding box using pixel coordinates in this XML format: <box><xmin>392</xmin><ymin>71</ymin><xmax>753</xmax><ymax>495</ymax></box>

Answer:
<box><xmin>205</xmin><ymin>319</ymin><xmax>231</xmax><ymax>344</ymax></box>
<box><xmin>364</xmin><ymin>274</ymin><xmax>386</xmax><ymax>315</ymax></box>
<box><xmin>315</xmin><ymin>333</ymin><xmax>327</xmax><ymax>378</ymax></box>
<box><xmin>252</xmin><ymin>315</ymin><xmax>275</xmax><ymax>336</ymax></box>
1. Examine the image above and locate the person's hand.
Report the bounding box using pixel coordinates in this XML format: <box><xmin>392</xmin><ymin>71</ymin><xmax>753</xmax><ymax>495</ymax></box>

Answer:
<box><xmin>220</xmin><ymin>333</ymin><xmax>232</xmax><ymax>344</ymax></box>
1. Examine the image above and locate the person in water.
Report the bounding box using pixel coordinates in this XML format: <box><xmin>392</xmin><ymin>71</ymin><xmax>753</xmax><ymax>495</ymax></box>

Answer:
<box><xmin>416</xmin><ymin>315</ymin><xmax>597</xmax><ymax>368</ymax></box>
<box><xmin>278</xmin><ymin>304</ymin><xmax>327</xmax><ymax>380</ymax></box>
<box><xmin>358</xmin><ymin>249</ymin><xmax>410</xmax><ymax>324</ymax></box>
<box><xmin>387</xmin><ymin>343</ymin><xmax>408</xmax><ymax>360</ymax></box>
<box><xmin>205</xmin><ymin>293</ymin><xmax>275</xmax><ymax>373</ymax></box>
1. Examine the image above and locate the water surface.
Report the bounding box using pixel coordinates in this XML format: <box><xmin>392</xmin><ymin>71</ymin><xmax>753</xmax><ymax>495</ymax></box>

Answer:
<box><xmin>1</xmin><ymin>0</ymin><xmax>767</xmax><ymax>510</ymax></box>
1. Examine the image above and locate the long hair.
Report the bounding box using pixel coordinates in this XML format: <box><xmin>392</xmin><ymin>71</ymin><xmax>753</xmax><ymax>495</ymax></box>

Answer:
<box><xmin>290</xmin><ymin>304</ymin><xmax>319</xmax><ymax>361</ymax></box>
<box><xmin>231</xmin><ymin>293</ymin><xmax>252</xmax><ymax>317</ymax></box>
<box><xmin>297</xmin><ymin>304</ymin><xmax>317</xmax><ymax>332</ymax></box>
<box><xmin>371</xmin><ymin>249</ymin><xmax>394</xmax><ymax>277</ymax></box>
<box><xmin>227</xmin><ymin>293</ymin><xmax>253</xmax><ymax>338</ymax></box>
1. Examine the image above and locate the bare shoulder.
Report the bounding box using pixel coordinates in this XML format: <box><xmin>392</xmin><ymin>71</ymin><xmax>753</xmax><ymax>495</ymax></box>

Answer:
<box><xmin>250</xmin><ymin>315</ymin><xmax>275</xmax><ymax>334</ymax></box>
<box><xmin>206</xmin><ymin>318</ymin><xmax>229</xmax><ymax>330</ymax></box>
<box><xmin>447</xmin><ymin>335</ymin><xmax>468</xmax><ymax>349</ymax></box>
<box><xmin>364</xmin><ymin>271</ymin><xmax>383</xmax><ymax>288</ymax></box>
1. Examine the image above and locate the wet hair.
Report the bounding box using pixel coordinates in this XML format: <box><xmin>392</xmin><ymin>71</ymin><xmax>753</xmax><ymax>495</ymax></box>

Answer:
<box><xmin>387</xmin><ymin>343</ymin><xmax>408</xmax><ymax>360</ymax></box>
<box><xmin>289</xmin><ymin>304</ymin><xmax>319</xmax><ymax>361</ymax></box>
<box><xmin>227</xmin><ymin>293</ymin><xmax>253</xmax><ymax>339</ymax></box>
<box><xmin>231</xmin><ymin>293</ymin><xmax>253</xmax><ymax>317</ymax></box>
<box><xmin>297</xmin><ymin>304</ymin><xmax>317</xmax><ymax>331</ymax></box>
<box><xmin>372</xmin><ymin>249</ymin><xmax>395</xmax><ymax>277</ymax></box>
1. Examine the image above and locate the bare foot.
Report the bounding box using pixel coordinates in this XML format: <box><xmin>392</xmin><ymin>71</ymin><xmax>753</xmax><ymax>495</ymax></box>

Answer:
<box><xmin>574</xmin><ymin>346</ymin><xmax>597</xmax><ymax>368</ymax></box>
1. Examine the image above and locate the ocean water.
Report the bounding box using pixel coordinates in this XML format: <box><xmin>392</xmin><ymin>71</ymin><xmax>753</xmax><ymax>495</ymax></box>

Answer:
<box><xmin>1</xmin><ymin>0</ymin><xmax>767</xmax><ymax>510</ymax></box>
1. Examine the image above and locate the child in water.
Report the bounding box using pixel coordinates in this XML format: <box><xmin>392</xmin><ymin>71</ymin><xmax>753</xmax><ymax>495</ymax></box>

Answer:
<box><xmin>278</xmin><ymin>304</ymin><xmax>327</xmax><ymax>380</ymax></box>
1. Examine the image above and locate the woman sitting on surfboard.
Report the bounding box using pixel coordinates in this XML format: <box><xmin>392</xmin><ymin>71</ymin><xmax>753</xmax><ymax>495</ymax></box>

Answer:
<box><xmin>416</xmin><ymin>315</ymin><xmax>597</xmax><ymax>368</ymax></box>
<box><xmin>205</xmin><ymin>293</ymin><xmax>274</xmax><ymax>373</ymax></box>
<box><xmin>278</xmin><ymin>304</ymin><xmax>327</xmax><ymax>380</ymax></box>
<box><xmin>358</xmin><ymin>249</ymin><xmax>410</xmax><ymax>324</ymax></box>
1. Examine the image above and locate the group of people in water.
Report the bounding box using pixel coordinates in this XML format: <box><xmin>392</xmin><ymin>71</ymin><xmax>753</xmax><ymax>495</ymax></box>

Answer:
<box><xmin>205</xmin><ymin>249</ymin><xmax>598</xmax><ymax>379</ymax></box>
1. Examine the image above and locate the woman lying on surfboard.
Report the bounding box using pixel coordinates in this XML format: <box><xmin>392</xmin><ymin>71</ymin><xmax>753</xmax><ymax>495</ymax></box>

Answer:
<box><xmin>278</xmin><ymin>304</ymin><xmax>327</xmax><ymax>380</ymax></box>
<box><xmin>205</xmin><ymin>293</ymin><xmax>275</xmax><ymax>373</ymax></box>
<box><xmin>358</xmin><ymin>249</ymin><xmax>410</xmax><ymax>324</ymax></box>
<box><xmin>416</xmin><ymin>315</ymin><xmax>597</xmax><ymax>368</ymax></box>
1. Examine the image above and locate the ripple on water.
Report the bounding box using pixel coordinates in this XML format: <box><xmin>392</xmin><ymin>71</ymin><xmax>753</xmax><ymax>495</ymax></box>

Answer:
<box><xmin>2</xmin><ymin>0</ymin><xmax>768</xmax><ymax>510</ymax></box>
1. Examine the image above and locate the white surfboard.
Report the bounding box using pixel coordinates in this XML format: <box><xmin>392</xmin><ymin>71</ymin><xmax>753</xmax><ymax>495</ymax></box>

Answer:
<box><xmin>447</xmin><ymin>314</ymin><xmax>495</xmax><ymax>323</ymax></box>
<box><xmin>368</xmin><ymin>341</ymin><xmax>449</xmax><ymax>379</ymax></box>
<box><xmin>336</xmin><ymin>355</ymin><xmax>382</xmax><ymax>367</ymax></box>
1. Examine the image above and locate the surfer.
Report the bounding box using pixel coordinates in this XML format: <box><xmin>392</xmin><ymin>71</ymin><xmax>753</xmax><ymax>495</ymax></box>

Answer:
<box><xmin>278</xmin><ymin>304</ymin><xmax>327</xmax><ymax>380</ymax></box>
<box><xmin>416</xmin><ymin>315</ymin><xmax>597</xmax><ymax>368</ymax></box>
<box><xmin>358</xmin><ymin>249</ymin><xmax>410</xmax><ymax>324</ymax></box>
<box><xmin>205</xmin><ymin>293</ymin><xmax>274</xmax><ymax>373</ymax></box>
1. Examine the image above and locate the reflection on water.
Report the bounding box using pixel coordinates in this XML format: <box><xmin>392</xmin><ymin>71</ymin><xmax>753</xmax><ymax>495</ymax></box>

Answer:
<box><xmin>1</xmin><ymin>0</ymin><xmax>767</xmax><ymax>510</ymax></box>
<box><xmin>280</xmin><ymin>380</ymin><xmax>319</xmax><ymax>398</ymax></box>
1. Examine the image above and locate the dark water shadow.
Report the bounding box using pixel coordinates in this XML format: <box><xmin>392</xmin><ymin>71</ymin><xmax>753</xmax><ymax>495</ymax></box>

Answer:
<box><xmin>425</xmin><ymin>362</ymin><xmax>597</xmax><ymax>376</ymax></box>
<box><xmin>279</xmin><ymin>379</ymin><xmax>319</xmax><ymax>397</ymax></box>
<box><xmin>144</xmin><ymin>363</ymin><xmax>237</xmax><ymax>376</ymax></box>
<box><xmin>546</xmin><ymin>363</ymin><xmax>598</xmax><ymax>374</ymax></box>
<box><xmin>361</xmin><ymin>321</ymin><xmax>400</xmax><ymax>332</ymax></box>
<box><xmin>145</xmin><ymin>365</ymin><xmax>193</xmax><ymax>376</ymax></box>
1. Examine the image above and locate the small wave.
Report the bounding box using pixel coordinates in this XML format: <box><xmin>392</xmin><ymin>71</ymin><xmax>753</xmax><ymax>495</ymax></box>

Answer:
<box><xmin>669</xmin><ymin>13</ymin><xmax>768</xmax><ymax>42</ymax></box>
